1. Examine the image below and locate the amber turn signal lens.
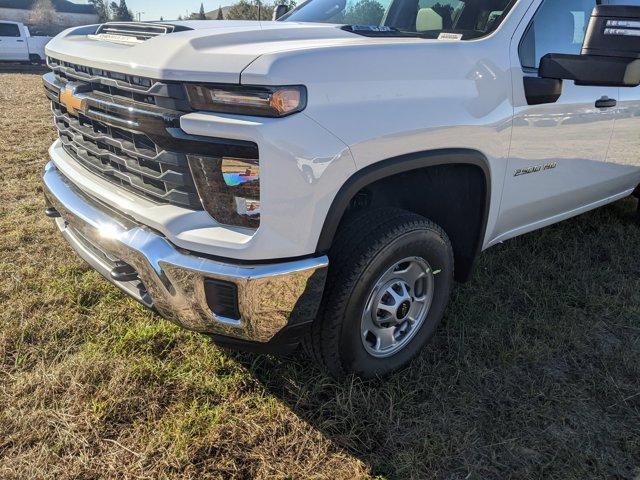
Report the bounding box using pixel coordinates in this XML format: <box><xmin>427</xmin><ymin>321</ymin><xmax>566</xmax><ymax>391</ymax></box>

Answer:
<box><xmin>270</xmin><ymin>88</ymin><xmax>302</xmax><ymax>116</ymax></box>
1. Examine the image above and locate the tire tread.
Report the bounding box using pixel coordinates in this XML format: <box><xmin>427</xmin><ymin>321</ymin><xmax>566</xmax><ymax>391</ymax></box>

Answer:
<box><xmin>304</xmin><ymin>208</ymin><xmax>453</xmax><ymax>378</ymax></box>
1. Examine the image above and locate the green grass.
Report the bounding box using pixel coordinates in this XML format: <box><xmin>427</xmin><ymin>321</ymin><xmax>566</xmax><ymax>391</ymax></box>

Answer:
<box><xmin>0</xmin><ymin>73</ymin><xmax>638</xmax><ymax>479</ymax></box>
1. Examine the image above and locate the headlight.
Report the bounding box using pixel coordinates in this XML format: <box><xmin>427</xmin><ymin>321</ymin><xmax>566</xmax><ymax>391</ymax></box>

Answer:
<box><xmin>185</xmin><ymin>84</ymin><xmax>307</xmax><ymax>117</ymax></box>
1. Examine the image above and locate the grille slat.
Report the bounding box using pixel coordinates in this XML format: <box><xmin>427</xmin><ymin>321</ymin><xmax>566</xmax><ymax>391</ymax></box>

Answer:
<box><xmin>47</xmin><ymin>58</ymin><xmax>192</xmax><ymax>110</ymax></box>
<box><xmin>54</xmin><ymin>108</ymin><xmax>158</xmax><ymax>159</ymax></box>
<box><xmin>56</xmin><ymin>119</ymin><xmax>190</xmax><ymax>187</ymax></box>
<box><xmin>49</xmin><ymin>58</ymin><xmax>156</xmax><ymax>94</ymax></box>
<box><xmin>62</xmin><ymin>139</ymin><xmax>197</xmax><ymax>207</ymax></box>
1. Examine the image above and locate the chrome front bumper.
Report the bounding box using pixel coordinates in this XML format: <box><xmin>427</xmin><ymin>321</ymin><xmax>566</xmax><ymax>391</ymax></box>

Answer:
<box><xmin>42</xmin><ymin>162</ymin><xmax>328</xmax><ymax>343</ymax></box>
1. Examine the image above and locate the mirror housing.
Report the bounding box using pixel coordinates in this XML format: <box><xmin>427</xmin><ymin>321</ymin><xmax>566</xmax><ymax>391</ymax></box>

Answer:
<box><xmin>582</xmin><ymin>5</ymin><xmax>640</xmax><ymax>58</ymax></box>
<box><xmin>272</xmin><ymin>4</ymin><xmax>290</xmax><ymax>20</ymax></box>
<box><xmin>540</xmin><ymin>53</ymin><xmax>640</xmax><ymax>87</ymax></box>
<box><xmin>539</xmin><ymin>5</ymin><xmax>640</xmax><ymax>88</ymax></box>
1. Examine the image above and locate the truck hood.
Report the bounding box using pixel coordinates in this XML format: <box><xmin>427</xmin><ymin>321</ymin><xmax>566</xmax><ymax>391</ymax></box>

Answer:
<box><xmin>45</xmin><ymin>21</ymin><xmax>378</xmax><ymax>84</ymax></box>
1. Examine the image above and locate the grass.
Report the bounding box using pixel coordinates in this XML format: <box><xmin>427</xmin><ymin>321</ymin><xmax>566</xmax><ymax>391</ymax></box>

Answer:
<box><xmin>0</xmin><ymin>71</ymin><xmax>639</xmax><ymax>479</ymax></box>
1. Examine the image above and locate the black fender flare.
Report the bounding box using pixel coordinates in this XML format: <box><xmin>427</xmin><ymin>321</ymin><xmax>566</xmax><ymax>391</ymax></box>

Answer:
<box><xmin>315</xmin><ymin>148</ymin><xmax>492</xmax><ymax>277</ymax></box>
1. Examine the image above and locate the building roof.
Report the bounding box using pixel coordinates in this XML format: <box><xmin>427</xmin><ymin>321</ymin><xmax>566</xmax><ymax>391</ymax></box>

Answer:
<box><xmin>0</xmin><ymin>0</ymin><xmax>97</xmax><ymax>14</ymax></box>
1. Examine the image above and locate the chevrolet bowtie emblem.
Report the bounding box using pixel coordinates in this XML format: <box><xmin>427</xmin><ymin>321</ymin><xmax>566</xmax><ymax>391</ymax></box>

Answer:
<box><xmin>59</xmin><ymin>86</ymin><xmax>86</xmax><ymax>116</ymax></box>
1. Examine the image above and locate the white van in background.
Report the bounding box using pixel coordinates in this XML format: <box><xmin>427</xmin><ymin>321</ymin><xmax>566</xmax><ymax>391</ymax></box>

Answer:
<box><xmin>0</xmin><ymin>21</ymin><xmax>51</xmax><ymax>63</ymax></box>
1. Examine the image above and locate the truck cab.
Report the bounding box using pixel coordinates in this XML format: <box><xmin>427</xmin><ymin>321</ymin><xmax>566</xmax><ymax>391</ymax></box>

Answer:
<box><xmin>0</xmin><ymin>21</ymin><xmax>50</xmax><ymax>63</ymax></box>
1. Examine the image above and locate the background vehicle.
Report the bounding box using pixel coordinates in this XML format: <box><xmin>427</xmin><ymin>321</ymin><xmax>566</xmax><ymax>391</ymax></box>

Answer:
<box><xmin>0</xmin><ymin>21</ymin><xmax>50</xmax><ymax>63</ymax></box>
<box><xmin>41</xmin><ymin>0</ymin><xmax>640</xmax><ymax>378</ymax></box>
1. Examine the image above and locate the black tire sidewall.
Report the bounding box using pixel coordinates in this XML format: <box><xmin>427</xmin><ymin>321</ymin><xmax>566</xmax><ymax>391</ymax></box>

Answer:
<box><xmin>339</xmin><ymin>227</ymin><xmax>453</xmax><ymax>377</ymax></box>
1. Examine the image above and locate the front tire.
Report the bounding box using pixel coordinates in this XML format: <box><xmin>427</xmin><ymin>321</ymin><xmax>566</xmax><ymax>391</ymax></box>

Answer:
<box><xmin>306</xmin><ymin>208</ymin><xmax>454</xmax><ymax>379</ymax></box>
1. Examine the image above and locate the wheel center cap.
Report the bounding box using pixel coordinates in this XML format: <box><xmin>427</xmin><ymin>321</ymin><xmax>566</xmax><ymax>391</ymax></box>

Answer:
<box><xmin>397</xmin><ymin>300</ymin><xmax>411</xmax><ymax>320</ymax></box>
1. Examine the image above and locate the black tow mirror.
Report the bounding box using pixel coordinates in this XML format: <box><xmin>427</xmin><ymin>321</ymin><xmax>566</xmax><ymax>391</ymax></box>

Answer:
<box><xmin>272</xmin><ymin>4</ymin><xmax>290</xmax><ymax>20</ymax></box>
<box><xmin>539</xmin><ymin>53</ymin><xmax>640</xmax><ymax>87</ymax></box>
<box><xmin>539</xmin><ymin>5</ymin><xmax>640</xmax><ymax>88</ymax></box>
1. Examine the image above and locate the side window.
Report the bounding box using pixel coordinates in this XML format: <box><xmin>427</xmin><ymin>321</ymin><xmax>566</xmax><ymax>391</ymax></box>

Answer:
<box><xmin>0</xmin><ymin>23</ymin><xmax>21</xmax><ymax>38</ymax></box>
<box><xmin>518</xmin><ymin>0</ymin><xmax>596</xmax><ymax>70</ymax></box>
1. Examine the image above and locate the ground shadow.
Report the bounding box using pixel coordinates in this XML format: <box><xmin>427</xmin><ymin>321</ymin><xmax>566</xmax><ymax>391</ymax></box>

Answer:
<box><xmin>225</xmin><ymin>198</ymin><xmax>640</xmax><ymax>479</ymax></box>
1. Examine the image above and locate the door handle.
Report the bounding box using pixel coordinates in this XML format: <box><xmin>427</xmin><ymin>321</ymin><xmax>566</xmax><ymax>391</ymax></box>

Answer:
<box><xmin>16</xmin><ymin>39</ymin><xmax>24</xmax><ymax>43</ymax></box>
<box><xmin>595</xmin><ymin>97</ymin><xmax>617</xmax><ymax>108</ymax></box>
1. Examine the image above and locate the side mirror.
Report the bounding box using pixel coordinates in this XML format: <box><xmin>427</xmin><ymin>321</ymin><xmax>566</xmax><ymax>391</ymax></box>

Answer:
<box><xmin>539</xmin><ymin>53</ymin><xmax>640</xmax><ymax>88</ymax></box>
<box><xmin>272</xmin><ymin>4</ymin><xmax>290</xmax><ymax>20</ymax></box>
<box><xmin>539</xmin><ymin>5</ymin><xmax>640</xmax><ymax>88</ymax></box>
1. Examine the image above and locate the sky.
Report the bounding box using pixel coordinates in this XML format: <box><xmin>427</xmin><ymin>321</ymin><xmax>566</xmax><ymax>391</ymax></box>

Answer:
<box><xmin>76</xmin><ymin>0</ymin><xmax>238</xmax><ymax>21</ymax></box>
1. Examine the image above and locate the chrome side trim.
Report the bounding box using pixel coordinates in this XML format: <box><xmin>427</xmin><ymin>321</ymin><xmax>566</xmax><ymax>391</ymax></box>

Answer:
<box><xmin>43</xmin><ymin>162</ymin><xmax>328</xmax><ymax>342</ymax></box>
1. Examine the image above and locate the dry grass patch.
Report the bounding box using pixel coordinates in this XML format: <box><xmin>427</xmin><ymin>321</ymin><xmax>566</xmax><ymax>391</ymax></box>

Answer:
<box><xmin>0</xmin><ymin>72</ymin><xmax>639</xmax><ymax>479</ymax></box>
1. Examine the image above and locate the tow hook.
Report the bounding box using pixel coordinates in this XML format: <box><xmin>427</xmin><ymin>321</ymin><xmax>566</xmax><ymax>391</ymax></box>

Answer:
<box><xmin>110</xmin><ymin>263</ymin><xmax>139</xmax><ymax>282</ymax></box>
<box><xmin>45</xmin><ymin>207</ymin><xmax>61</xmax><ymax>218</ymax></box>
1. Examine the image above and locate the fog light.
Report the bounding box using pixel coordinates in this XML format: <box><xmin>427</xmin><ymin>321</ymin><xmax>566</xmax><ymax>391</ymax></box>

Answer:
<box><xmin>188</xmin><ymin>155</ymin><xmax>260</xmax><ymax>229</ymax></box>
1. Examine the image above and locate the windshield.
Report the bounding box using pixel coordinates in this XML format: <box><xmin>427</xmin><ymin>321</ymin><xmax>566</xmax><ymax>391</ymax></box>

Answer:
<box><xmin>282</xmin><ymin>0</ymin><xmax>517</xmax><ymax>39</ymax></box>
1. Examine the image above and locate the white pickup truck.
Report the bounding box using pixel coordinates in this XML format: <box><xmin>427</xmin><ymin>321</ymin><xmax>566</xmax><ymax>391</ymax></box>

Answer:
<box><xmin>0</xmin><ymin>21</ymin><xmax>50</xmax><ymax>63</ymax></box>
<box><xmin>41</xmin><ymin>1</ymin><xmax>640</xmax><ymax>378</ymax></box>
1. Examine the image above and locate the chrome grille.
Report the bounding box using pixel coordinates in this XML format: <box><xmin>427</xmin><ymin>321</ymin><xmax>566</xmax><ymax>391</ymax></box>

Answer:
<box><xmin>47</xmin><ymin>57</ymin><xmax>191</xmax><ymax>109</ymax></box>
<box><xmin>51</xmin><ymin>100</ymin><xmax>201</xmax><ymax>208</ymax></box>
<box><xmin>48</xmin><ymin>57</ymin><xmax>154</xmax><ymax>90</ymax></box>
<box><xmin>45</xmin><ymin>62</ymin><xmax>201</xmax><ymax>209</ymax></box>
<box><xmin>44</xmin><ymin>62</ymin><xmax>259</xmax><ymax>216</ymax></box>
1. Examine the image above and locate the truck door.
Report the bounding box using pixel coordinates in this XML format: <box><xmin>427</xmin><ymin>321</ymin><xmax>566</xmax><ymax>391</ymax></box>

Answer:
<box><xmin>603</xmin><ymin>81</ymin><xmax>640</xmax><ymax>188</ymax></box>
<box><xmin>495</xmin><ymin>0</ymin><xmax>624</xmax><ymax>243</ymax></box>
<box><xmin>0</xmin><ymin>22</ymin><xmax>29</xmax><ymax>61</ymax></box>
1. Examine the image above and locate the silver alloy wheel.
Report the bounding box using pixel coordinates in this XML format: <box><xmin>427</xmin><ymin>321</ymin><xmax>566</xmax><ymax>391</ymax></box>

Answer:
<box><xmin>360</xmin><ymin>256</ymin><xmax>435</xmax><ymax>358</ymax></box>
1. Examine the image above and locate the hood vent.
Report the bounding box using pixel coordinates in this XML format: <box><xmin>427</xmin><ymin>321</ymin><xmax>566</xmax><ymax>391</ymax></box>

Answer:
<box><xmin>88</xmin><ymin>22</ymin><xmax>193</xmax><ymax>45</ymax></box>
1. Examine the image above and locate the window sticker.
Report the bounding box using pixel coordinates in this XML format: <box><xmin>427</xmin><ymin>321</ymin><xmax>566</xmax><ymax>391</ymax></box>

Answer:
<box><xmin>438</xmin><ymin>32</ymin><xmax>463</xmax><ymax>40</ymax></box>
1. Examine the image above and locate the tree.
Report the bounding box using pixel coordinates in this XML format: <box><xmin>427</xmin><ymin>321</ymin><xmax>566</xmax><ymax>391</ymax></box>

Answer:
<box><xmin>226</xmin><ymin>0</ymin><xmax>273</xmax><ymax>20</ymax></box>
<box><xmin>188</xmin><ymin>4</ymin><xmax>209</xmax><ymax>20</ymax></box>
<box><xmin>89</xmin><ymin>0</ymin><xmax>110</xmax><ymax>23</ymax></box>
<box><xmin>119</xmin><ymin>0</ymin><xmax>134</xmax><ymax>21</ymax></box>
<box><xmin>340</xmin><ymin>0</ymin><xmax>385</xmax><ymax>25</ymax></box>
<box><xmin>110</xmin><ymin>0</ymin><xmax>133</xmax><ymax>21</ymax></box>
<box><xmin>198</xmin><ymin>3</ymin><xmax>207</xmax><ymax>19</ymax></box>
<box><xmin>29</xmin><ymin>0</ymin><xmax>60</xmax><ymax>36</ymax></box>
<box><xmin>226</xmin><ymin>0</ymin><xmax>255</xmax><ymax>20</ymax></box>
<box><xmin>216</xmin><ymin>6</ymin><xmax>224</xmax><ymax>19</ymax></box>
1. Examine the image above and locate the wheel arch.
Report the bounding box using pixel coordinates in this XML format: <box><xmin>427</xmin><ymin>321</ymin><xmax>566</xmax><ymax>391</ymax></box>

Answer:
<box><xmin>316</xmin><ymin>148</ymin><xmax>492</xmax><ymax>282</ymax></box>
